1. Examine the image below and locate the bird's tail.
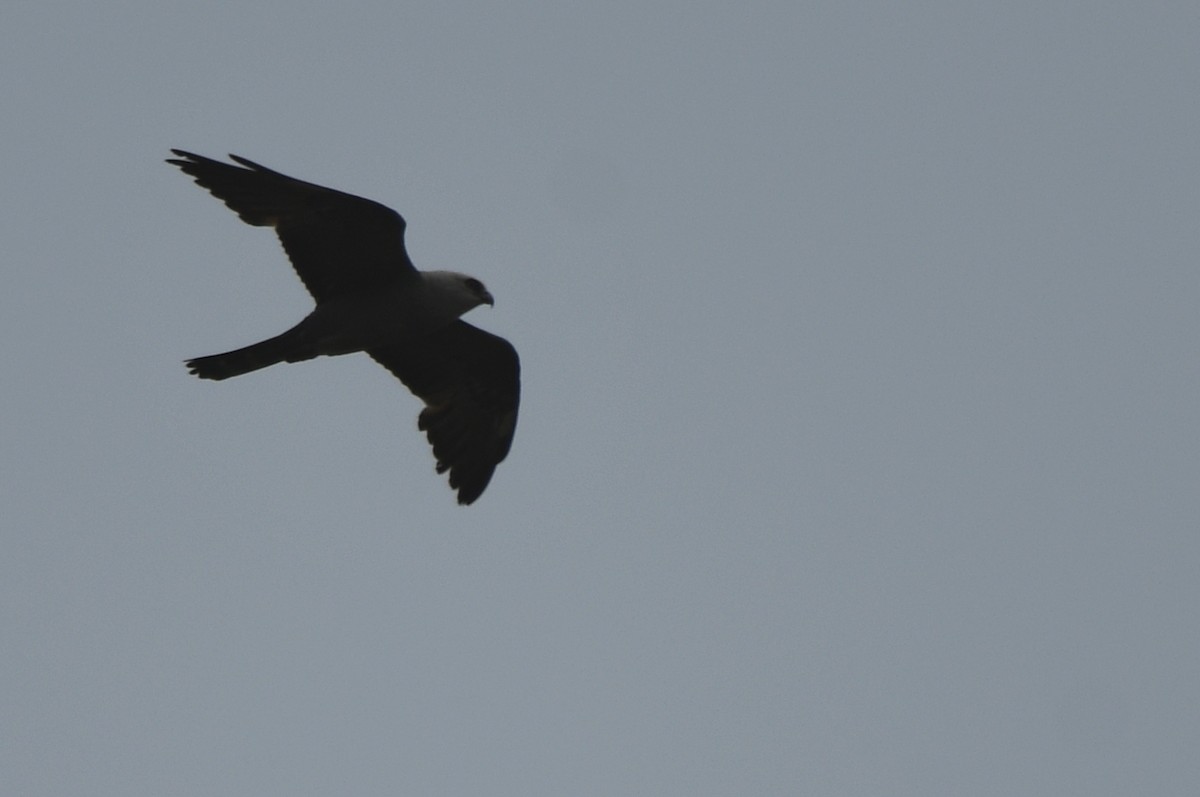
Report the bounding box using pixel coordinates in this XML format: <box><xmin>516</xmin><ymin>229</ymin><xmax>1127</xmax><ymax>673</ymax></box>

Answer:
<box><xmin>186</xmin><ymin>330</ymin><xmax>316</xmax><ymax>381</ymax></box>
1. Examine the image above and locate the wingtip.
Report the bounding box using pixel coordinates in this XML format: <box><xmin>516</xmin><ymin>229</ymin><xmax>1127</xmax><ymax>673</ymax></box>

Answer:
<box><xmin>228</xmin><ymin>153</ymin><xmax>270</xmax><ymax>172</ymax></box>
<box><xmin>165</xmin><ymin>150</ymin><xmax>263</xmax><ymax>173</ymax></box>
<box><xmin>455</xmin><ymin>483</ymin><xmax>485</xmax><ymax>505</ymax></box>
<box><xmin>450</xmin><ymin>471</ymin><xmax>491</xmax><ymax>506</ymax></box>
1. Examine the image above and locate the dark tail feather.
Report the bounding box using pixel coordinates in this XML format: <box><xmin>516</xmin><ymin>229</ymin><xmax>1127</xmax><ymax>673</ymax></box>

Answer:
<box><xmin>186</xmin><ymin>332</ymin><xmax>314</xmax><ymax>380</ymax></box>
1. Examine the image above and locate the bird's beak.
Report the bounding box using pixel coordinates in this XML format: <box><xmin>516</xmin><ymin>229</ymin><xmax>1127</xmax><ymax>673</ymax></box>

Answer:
<box><xmin>482</xmin><ymin>291</ymin><xmax>495</xmax><ymax>307</ymax></box>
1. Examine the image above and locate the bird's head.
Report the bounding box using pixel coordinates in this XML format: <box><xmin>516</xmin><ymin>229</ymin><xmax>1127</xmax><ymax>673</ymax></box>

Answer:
<box><xmin>423</xmin><ymin>270</ymin><xmax>495</xmax><ymax>318</ymax></box>
<box><xmin>462</xmin><ymin>276</ymin><xmax>495</xmax><ymax>308</ymax></box>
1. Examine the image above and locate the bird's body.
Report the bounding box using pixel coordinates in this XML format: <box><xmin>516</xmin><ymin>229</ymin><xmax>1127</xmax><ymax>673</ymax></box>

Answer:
<box><xmin>186</xmin><ymin>271</ymin><xmax>489</xmax><ymax>378</ymax></box>
<box><xmin>168</xmin><ymin>150</ymin><xmax>519</xmax><ymax>505</ymax></box>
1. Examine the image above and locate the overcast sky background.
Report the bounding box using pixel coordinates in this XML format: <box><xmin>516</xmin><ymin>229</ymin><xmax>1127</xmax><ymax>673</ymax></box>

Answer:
<box><xmin>2</xmin><ymin>2</ymin><xmax>1197</xmax><ymax>795</ymax></box>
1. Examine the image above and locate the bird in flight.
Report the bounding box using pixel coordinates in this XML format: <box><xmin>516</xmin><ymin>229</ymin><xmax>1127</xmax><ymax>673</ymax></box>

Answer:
<box><xmin>168</xmin><ymin>150</ymin><xmax>519</xmax><ymax>505</ymax></box>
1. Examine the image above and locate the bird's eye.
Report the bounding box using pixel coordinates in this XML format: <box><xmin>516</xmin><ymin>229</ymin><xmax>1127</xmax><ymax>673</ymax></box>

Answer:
<box><xmin>465</xmin><ymin>278</ymin><xmax>484</xmax><ymax>293</ymax></box>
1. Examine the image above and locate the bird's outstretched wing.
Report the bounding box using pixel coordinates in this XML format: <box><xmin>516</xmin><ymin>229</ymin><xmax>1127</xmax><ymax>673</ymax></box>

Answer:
<box><xmin>369</xmin><ymin>321</ymin><xmax>520</xmax><ymax>505</ymax></box>
<box><xmin>167</xmin><ymin>150</ymin><xmax>418</xmax><ymax>301</ymax></box>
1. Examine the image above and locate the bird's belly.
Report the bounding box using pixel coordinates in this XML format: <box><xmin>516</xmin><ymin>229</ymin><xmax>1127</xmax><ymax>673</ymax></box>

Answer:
<box><xmin>298</xmin><ymin>291</ymin><xmax>443</xmax><ymax>356</ymax></box>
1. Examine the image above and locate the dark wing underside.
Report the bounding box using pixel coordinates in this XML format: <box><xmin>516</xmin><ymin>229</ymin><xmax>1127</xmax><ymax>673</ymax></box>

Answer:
<box><xmin>369</xmin><ymin>321</ymin><xmax>520</xmax><ymax>505</ymax></box>
<box><xmin>167</xmin><ymin>150</ymin><xmax>417</xmax><ymax>301</ymax></box>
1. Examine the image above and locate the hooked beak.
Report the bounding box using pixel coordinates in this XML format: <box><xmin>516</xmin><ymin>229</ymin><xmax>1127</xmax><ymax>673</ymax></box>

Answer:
<box><xmin>481</xmin><ymin>290</ymin><xmax>495</xmax><ymax>307</ymax></box>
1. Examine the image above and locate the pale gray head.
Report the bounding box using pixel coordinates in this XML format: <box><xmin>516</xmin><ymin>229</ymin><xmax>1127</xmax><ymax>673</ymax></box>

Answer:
<box><xmin>422</xmin><ymin>270</ymin><xmax>495</xmax><ymax>319</ymax></box>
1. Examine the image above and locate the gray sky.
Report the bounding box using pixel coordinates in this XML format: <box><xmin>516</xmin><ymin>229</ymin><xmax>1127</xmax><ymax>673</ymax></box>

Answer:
<box><xmin>2</xmin><ymin>2</ymin><xmax>1197</xmax><ymax>795</ymax></box>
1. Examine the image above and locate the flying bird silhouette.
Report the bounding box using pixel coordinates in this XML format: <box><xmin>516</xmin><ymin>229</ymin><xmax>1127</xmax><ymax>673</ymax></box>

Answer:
<box><xmin>168</xmin><ymin>150</ymin><xmax>519</xmax><ymax>505</ymax></box>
